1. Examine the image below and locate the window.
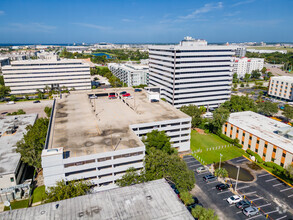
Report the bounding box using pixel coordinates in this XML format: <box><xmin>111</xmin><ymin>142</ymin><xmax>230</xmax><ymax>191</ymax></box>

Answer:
<box><xmin>242</xmin><ymin>141</ymin><xmax>244</xmax><ymax>145</ymax></box>
<box><xmin>280</xmin><ymin>163</ymin><xmax>284</xmax><ymax>167</ymax></box>
<box><xmin>225</xmin><ymin>124</ymin><xmax>227</xmax><ymax>127</ymax></box>
<box><xmin>282</xmin><ymin>153</ymin><xmax>286</xmax><ymax>158</ymax></box>
<box><xmin>236</xmin><ymin>129</ymin><xmax>239</xmax><ymax>133</ymax></box>
<box><xmin>255</xmin><ymin>149</ymin><xmax>258</xmax><ymax>153</ymax></box>
<box><xmin>263</xmin><ymin>153</ymin><xmax>266</xmax><ymax>157</ymax></box>
<box><xmin>273</xmin><ymin>148</ymin><xmax>277</xmax><ymax>153</ymax></box>
<box><xmin>257</xmin><ymin>140</ymin><xmax>259</xmax><ymax>144</ymax></box>
<box><xmin>264</xmin><ymin>144</ymin><xmax>268</xmax><ymax>148</ymax></box>
<box><xmin>243</xmin><ymin>133</ymin><xmax>245</xmax><ymax>137</ymax></box>
<box><xmin>10</xmin><ymin>177</ymin><xmax>14</xmax><ymax>182</ymax></box>
<box><xmin>248</xmin><ymin>144</ymin><xmax>251</xmax><ymax>149</ymax></box>
<box><xmin>98</xmin><ymin>165</ymin><xmax>112</xmax><ymax>170</ymax></box>
<box><xmin>98</xmin><ymin>157</ymin><xmax>111</xmax><ymax>162</ymax></box>
<box><xmin>249</xmin><ymin>136</ymin><xmax>252</xmax><ymax>140</ymax></box>
<box><xmin>230</xmin><ymin>134</ymin><xmax>232</xmax><ymax>138</ymax></box>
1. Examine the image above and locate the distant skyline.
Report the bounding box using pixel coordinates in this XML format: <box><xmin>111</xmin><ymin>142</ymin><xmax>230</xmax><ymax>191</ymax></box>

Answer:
<box><xmin>0</xmin><ymin>0</ymin><xmax>292</xmax><ymax>44</ymax></box>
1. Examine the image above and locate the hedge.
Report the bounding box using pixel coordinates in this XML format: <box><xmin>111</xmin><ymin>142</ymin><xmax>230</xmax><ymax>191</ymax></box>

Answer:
<box><xmin>246</xmin><ymin>149</ymin><xmax>263</xmax><ymax>163</ymax></box>
<box><xmin>218</xmin><ymin>133</ymin><xmax>242</xmax><ymax>149</ymax></box>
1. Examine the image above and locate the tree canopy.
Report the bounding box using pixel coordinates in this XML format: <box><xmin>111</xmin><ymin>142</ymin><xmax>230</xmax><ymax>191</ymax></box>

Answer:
<box><xmin>257</xmin><ymin>101</ymin><xmax>278</xmax><ymax>116</ymax></box>
<box><xmin>142</xmin><ymin>130</ymin><xmax>174</xmax><ymax>154</ymax></box>
<box><xmin>214</xmin><ymin>168</ymin><xmax>228</xmax><ymax>178</ymax></box>
<box><xmin>16</xmin><ymin>117</ymin><xmax>49</xmax><ymax>169</ymax></box>
<box><xmin>251</xmin><ymin>70</ymin><xmax>261</xmax><ymax>79</ymax></box>
<box><xmin>44</xmin><ymin>106</ymin><xmax>52</xmax><ymax>118</ymax></box>
<box><xmin>282</xmin><ymin>104</ymin><xmax>293</xmax><ymax>121</ymax></box>
<box><xmin>191</xmin><ymin>206</ymin><xmax>219</xmax><ymax>220</ymax></box>
<box><xmin>0</xmin><ymin>85</ymin><xmax>10</xmax><ymax>99</ymax></box>
<box><xmin>221</xmin><ymin>95</ymin><xmax>257</xmax><ymax>113</ymax></box>
<box><xmin>210</xmin><ymin>107</ymin><xmax>230</xmax><ymax>133</ymax></box>
<box><xmin>180</xmin><ymin>105</ymin><xmax>204</xmax><ymax>128</ymax></box>
<box><xmin>180</xmin><ymin>191</ymin><xmax>194</xmax><ymax>205</ymax></box>
<box><xmin>116</xmin><ymin>167</ymin><xmax>144</xmax><ymax>187</ymax></box>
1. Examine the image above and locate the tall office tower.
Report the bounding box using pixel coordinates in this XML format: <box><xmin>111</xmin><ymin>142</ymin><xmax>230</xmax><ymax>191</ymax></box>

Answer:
<box><xmin>148</xmin><ymin>36</ymin><xmax>236</xmax><ymax>108</ymax></box>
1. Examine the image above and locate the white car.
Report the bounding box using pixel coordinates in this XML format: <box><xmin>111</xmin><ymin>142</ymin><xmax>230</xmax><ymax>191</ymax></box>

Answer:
<box><xmin>126</xmin><ymin>96</ymin><xmax>133</xmax><ymax>99</ymax></box>
<box><xmin>227</xmin><ymin>195</ymin><xmax>242</xmax><ymax>204</ymax></box>
<box><xmin>7</xmin><ymin>101</ymin><xmax>15</xmax><ymax>105</ymax></box>
<box><xmin>196</xmin><ymin>166</ymin><xmax>208</xmax><ymax>173</ymax></box>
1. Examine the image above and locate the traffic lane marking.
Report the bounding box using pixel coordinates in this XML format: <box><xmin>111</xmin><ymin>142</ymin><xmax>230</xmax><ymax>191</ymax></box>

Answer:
<box><xmin>265</xmin><ymin>178</ymin><xmax>278</xmax><ymax>182</ymax></box>
<box><xmin>275</xmin><ymin>215</ymin><xmax>288</xmax><ymax>220</ymax></box>
<box><xmin>280</xmin><ymin>188</ymin><xmax>292</xmax><ymax>192</ymax></box>
<box><xmin>258</xmin><ymin>173</ymin><xmax>271</xmax><ymax>177</ymax></box>
<box><xmin>245</xmin><ymin>214</ymin><xmax>263</xmax><ymax>220</ymax></box>
<box><xmin>273</xmin><ymin>183</ymin><xmax>284</xmax><ymax>187</ymax></box>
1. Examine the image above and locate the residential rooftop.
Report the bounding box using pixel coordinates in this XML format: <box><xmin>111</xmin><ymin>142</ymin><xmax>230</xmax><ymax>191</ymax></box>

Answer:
<box><xmin>47</xmin><ymin>88</ymin><xmax>189</xmax><ymax>157</ymax></box>
<box><xmin>228</xmin><ymin>111</ymin><xmax>293</xmax><ymax>153</ymax></box>
<box><xmin>0</xmin><ymin>114</ymin><xmax>37</xmax><ymax>175</ymax></box>
<box><xmin>0</xmin><ymin>179</ymin><xmax>193</xmax><ymax>220</ymax></box>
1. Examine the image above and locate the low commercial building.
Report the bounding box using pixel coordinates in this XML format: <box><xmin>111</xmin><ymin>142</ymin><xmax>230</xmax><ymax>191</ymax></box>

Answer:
<box><xmin>223</xmin><ymin>111</ymin><xmax>293</xmax><ymax>167</ymax></box>
<box><xmin>233</xmin><ymin>57</ymin><xmax>264</xmax><ymax>78</ymax></box>
<box><xmin>2</xmin><ymin>58</ymin><xmax>91</xmax><ymax>94</ymax></box>
<box><xmin>108</xmin><ymin>63</ymin><xmax>149</xmax><ymax>86</ymax></box>
<box><xmin>247</xmin><ymin>49</ymin><xmax>287</xmax><ymax>54</ymax></box>
<box><xmin>0</xmin><ymin>114</ymin><xmax>37</xmax><ymax>202</ymax></box>
<box><xmin>268</xmin><ymin>76</ymin><xmax>293</xmax><ymax>101</ymax></box>
<box><xmin>0</xmin><ymin>179</ymin><xmax>193</xmax><ymax>220</ymax></box>
<box><xmin>42</xmin><ymin>88</ymin><xmax>191</xmax><ymax>191</ymax></box>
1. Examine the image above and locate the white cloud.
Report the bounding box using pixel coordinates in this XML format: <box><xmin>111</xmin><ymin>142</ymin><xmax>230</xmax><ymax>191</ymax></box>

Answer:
<box><xmin>0</xmin><ymin>10</ymin><xmax>5</xmax><ymax>15</ymax></box>
<box><xmin>73</xmin><ymin>23</ymin><xmax>111</xmax><ymax>30</ymax></box>
<box><xmin>179</xmin><ymin>2</ymin><xmax>223</xmax><ymax>19</ymax></box>
<box><xmin>231</xmin><ymin>0</ymin><xmax>255</xmax><ymax>7</ymax></box>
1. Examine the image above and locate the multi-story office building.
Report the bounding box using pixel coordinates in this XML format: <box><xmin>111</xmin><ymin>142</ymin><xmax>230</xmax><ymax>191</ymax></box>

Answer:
<box><xmin>233</xmin><ymin>57</ymin><xmax>264</xmax><ymax>78</ymax></box>
<box><xmin>233</xmin><ymin>46</ymin><xmax>246</xmax><ymax>58</ymax></box>
<box><xmin>2</xmin><ymin>58</ymin><xmax>91</xmax><ymax>94</ymax></box>
<box><xmin>42</xmin><ymin>88</ymin><xmax>191</xmax><ymax>191</ymax></box>
<box><xmin>108</xmin><ymin>63</ymin><xmax>149</xmax><ymax>86</ymax></box>
<box><xmin>268</xmin><ymin>76</ymin><xmax>293</xmax><ymax>101</ymax></box>
<box><xmin>148</xmin><ymin>36</ymin><xmax>235</xmax><ymax>108</ymax></box>
<box><xmin>223</xmin><ymin>111</ymin><xmax>293</xmax><ymax>168</ymax></box>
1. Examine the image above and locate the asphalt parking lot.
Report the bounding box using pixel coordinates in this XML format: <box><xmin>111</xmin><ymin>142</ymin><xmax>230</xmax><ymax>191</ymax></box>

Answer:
<box><xmin>183</xmin><ymin>155</ymin><xmax>293</xmax><ymax>220</ymax></box>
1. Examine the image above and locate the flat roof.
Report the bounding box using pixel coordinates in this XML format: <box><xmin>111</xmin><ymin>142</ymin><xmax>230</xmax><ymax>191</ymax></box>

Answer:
<box><xmin>0</xmin><ymin>179</ymin><xmax>193</xmax><ymax>220</ymax></box>
<box><xmin>48</xmin><ymin>88</ymin><xmax>189</xmax><ymax>157</ymax></box>
<box><xmin>271</xmin><ymin>76</ymin><xmax>293</xmax><ymax>83</ymax></box>
<box><xmin>0</xmin><ymin>114</ymin><xmax>37</xmax><ymax>175</ymax></box>
<box><xmin>228</xmin><ymin>111</ymin><xmax>293</xmax><ymax>153</ymax></box>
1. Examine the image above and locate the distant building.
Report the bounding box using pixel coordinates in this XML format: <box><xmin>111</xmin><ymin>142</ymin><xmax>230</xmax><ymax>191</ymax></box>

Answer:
<box><xmin>65</xmin><ymin>46</ymin><xmax>89</xmax><ymax>53</ymax></box>
<box><xmin>233</xmin><ymin>47</ymin><xmax>246</xmax><ymax>58</ymax></box>
<box><xmin>108</xmin><ymin>63</ymin><xmax>149</xmax><ymax>86</ymax></box>
<box><xmin>223</xmin><ymin>111</ymin><xmax>293</xmax><ymax>168</ymax></box>
<box><xmin>268</xmin><ymin>76</ymin><xmax>293</xmax><ymax>101</ymax></box>
<box><xmin>2</xmin><ymin>59</ymin><xmax>91</xmax><ymax>94</ymax></box>
<box><xmin>0</xmin><ymin>57</ymin><xmax>10</xmax><ymax>67</ymax></box>
<box><xmin>42</xmin><ymin>89</ymin><xmax>191</xmax><ymax>191</ymax></box>
<box><xmin>0</xmin><ymin>179</ymin><xmax>193</xmax><ymax>220</ymax></box>
<box><xmin>148</xmin><ymin>36</ymin><xmax>235</xmax><ymax>108</ymax></box>
<box><xmin>247</xmin><ymin>49</ymin><xmax>287</xmax><ymax>54</ymax></box>
<box><xmin>233</xmin><ymin>57</ymin><xmax>264</xmax><ymax>78</ymax></box>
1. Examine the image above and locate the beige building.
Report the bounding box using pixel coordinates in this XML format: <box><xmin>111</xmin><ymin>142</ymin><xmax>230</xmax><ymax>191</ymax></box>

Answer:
<box><xmin>223</xmin><ymin>111</ymin><xmax>293</xmax><ymax>167</ymax></box>
<box><xmin>268</xmin><ymin>76</ymin><xmax>293</xmax><ymax>101</ymax></box>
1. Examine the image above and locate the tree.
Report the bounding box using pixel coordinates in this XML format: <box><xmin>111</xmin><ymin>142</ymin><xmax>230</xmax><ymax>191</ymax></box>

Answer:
<box><xmin>282</xmin><ymin>104</ymin><xmax>293</xmax><ymax>121</ymax></box>
<box><xmin>10</xmin><ymin>95</ymin><xmax>17</xmax><ymax>101</ymax></box>
<box><xmin>244</xmin><ymin>73</ymin><xmax>250</xmax><ymax>83</ymax></box>
<box><xmin>285</xmin><ymin>164</ymin><xmax>293</xmax><ymax>179</ymax></box>
<box><xmin>16</xmin><ymin>117</ymin><xmax>49</xmax><ymax>169</ymax></box>
<box><xmin>45</xmin><ymin>180</ymin><xmax>91</xmax><ymax>203</ymax></box>
<box><xmin>211</xmin><ymin>107</ymin><xmax>230</xmax><ymax>133</ymax></box>
<box><xmin>221</xmin><ymin>95</ymin><xmax>257</xmax><ymax>113</ymax></box>
<box><xmin>180</xmin><ymin>105</ymin><xmax>203</xmax><ymax>128</ymax></box>
<box><xmin>44</xmin><ymin>85</ymin><xmax>51</xmax><ymax>93</ymax></box>
<box><xmin>0</xmin><ymin>75</ymin><xmax>4</xmax><ymax>86</ymax></box>
<box><xmin>257</xmin><ymin>91</ymin><xmax>264</xmax><ymax>102</ymax></box>
<box><xmin>232</xmin><ymin>73</ymin><xmax>238</xmax><ymax>83</ymax></box>
<box><xmin>214</xmin><ymin>168</ymin><xmax>228</xmax><ymax>178</ymax></box>
<box><xmin>257</xmin><ymin>101</ymin><xmax>278</xmax><ymax>116</ymax></box>
<box><xmin>251</xmin><ymin>70</ymin><xmax>261</xmax><ymax>79</ymax></box>
<box><xmin>191</xmin><ymin>206</ymin><xmax>218</xmax><ymax>220</ymax></box>
<box><xmin>44</xmin><ymin>106</ymin><xmax>52</xmax><ymax>118</ymax></box>
<box><xmin>116</xmin><ymin>167</ymin><xmax>144</xmax><ymax>187</ymax></box>
<box><xmin>261</xmin><ymin>67</ymin><xmax>267</xmax><ymax>75</ymax></box>
<box><xmin>142</xmin><ymin>130</ymin><xmax>174</xmax><ymax>154</ymax></box>
<box><xmin>180</xmin><ymin>191</ymin><xmax>194</xmax><ymax>205</ymax></box>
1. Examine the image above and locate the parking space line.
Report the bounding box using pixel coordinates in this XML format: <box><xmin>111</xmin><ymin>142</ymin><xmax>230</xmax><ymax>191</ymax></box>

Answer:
<box><xmin>264</xmin><ymin>210</ymin><xmax>279</xmax><ymax>215</ymax></box>
<box><xmin>257</xmin><ymin>203</ymin><xmax>271</xmax><ymax>208</ymax></box>
<box><xmin>217</xmin><ymin>190</ymin><xmax>232</xmax><ymax>194</ymax></box>
<box><xmin>236</xmin><ymin>185</ymin><xmax>250</xmax><ymax>190</ymax></box>
<box><xmin>188</xmin><ymin>164</ymin><xmax>201</xmax><ymax>167</ymax></box>
<box><xmin>280</xmin><ymin>188</ymin><xmax>292</xmax><ymax>192</ymax></box>
<box><xmin>241</xmin><ymin>191</ymin><xmax>257</xmax><ymax>196</ymax></box>
<box><xmin>273</xmin><ymin>183</ymin><xmax>284</xmax><ymax>187</ymax></box>
<box><xmin>206</xmin><ymin>181</ymin><xmax>218</xmax><ymax>184</ymax></box>
<box><xmin>276</xmin><ymin>215</ymin><xmax>287</xmax><ymax>220</ymax></box>
<box><xmin>246</xmin><ymin>214</ymin><xmax>263</xmax><ymax>220</ymax></box>
<box><xmin>258</xmin><ymin>173</ymin><xmax>271</xmax><ymax>177</ymax></box>
<box><xmin>288</xmin><ymin>194</ymin><xmax>293</xmax><ymax>197</ymax></box>
<box><xmin>250</xmin><ymin>197</ymin><xmax>263</xmax><ymax>202</ymax></box>
<box><xmin>236</xmin><ymin>158</ymin><xmax>247</xmax><ymax>162</ymax></box>
<box><xmin>265</xmin><ymin>178</ymin><xmax>277</xmax><ymax>182</ymax></box>
<box><xmin>197</xmin><ymin>172</ymin><xmax>210</xmax><ymax>175</ymax></box>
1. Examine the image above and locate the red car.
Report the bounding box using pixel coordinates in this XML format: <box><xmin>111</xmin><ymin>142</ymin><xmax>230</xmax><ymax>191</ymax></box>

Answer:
<box><xmin>122</xmin><ymin>93</ymin><xmax>130</xmax><ymax>97</ymax></box>
<box><xmin>108</xmin><ymin>94</ymin><xmax>117</xmax><ymax>99</ymax></box>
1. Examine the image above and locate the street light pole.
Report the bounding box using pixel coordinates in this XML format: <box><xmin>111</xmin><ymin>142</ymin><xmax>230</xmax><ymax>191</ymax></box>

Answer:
<box><xmin>235</xmin><ymin>166</ymin><xmax>240</xmax><ymax>192</ymax></box>
<box><xmin>219</xmin><ymin>153</ymin><xmax>223</xmax><ymax>170</ymax></box>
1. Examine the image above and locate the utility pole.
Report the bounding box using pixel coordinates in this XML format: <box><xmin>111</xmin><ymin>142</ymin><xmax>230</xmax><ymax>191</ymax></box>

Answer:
<box><xmin>235</xmin><ymin>166</ymin><xmax>240</xmax><ymax>192</ymax></box>
<box><xmin>219</xmin><ymin>153</ymin><xmax>223</xmax><ymax>170</ymax></box>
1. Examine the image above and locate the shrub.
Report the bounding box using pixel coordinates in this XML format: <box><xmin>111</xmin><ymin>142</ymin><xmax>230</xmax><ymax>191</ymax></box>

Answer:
<box><xmin>240</xmin><ymin>83</ymin><xmax>244</xmax><ymax>87</ymax></box>
<box><xmin>246</xmin><ymin>149</ymin><xmax>263</xmax><ymax>163</ymax></box>
<box><xmin>180</xmin><ymin>191</ymin><xmax>194</xmax><ymax>205</ymax></box>
<box><xmin>218</xmin><ymin>133</ymin><xmax>242</xmax><ymax>149</ymax></box>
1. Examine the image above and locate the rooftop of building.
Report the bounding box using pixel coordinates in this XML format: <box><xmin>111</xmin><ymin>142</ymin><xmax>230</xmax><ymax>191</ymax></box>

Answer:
<box><xmin>108</xmin><ymin>63</ymin><xmax>148</xmax><ymax>71</ymax></box>
<box><xmin>0</xmin><ymin>179</ymin><xmax>193</xmax><ymax>220</ymax></box>
<box><xmin>270</xmin><ymin>76</ymin><xmax>293</xmax><ymax>82</ymax></box>
<box><xmin>228</xmin><ymin>111</ymin><xmax>293</xmax><ymax>153</ymax></box>
<box><xmin>0</xmin><ymin>114</ymin><xmax>37</xmax><ymax>175</ymax></box>
<box><xmin>47</xmin><ymin>88</ymin><xmax>189</xmax><ymax>157</ymax></box>
<box><xmin>2</xmin><ymin>58</ymin><xmax>89</xmax><ymax>67</ymax></box>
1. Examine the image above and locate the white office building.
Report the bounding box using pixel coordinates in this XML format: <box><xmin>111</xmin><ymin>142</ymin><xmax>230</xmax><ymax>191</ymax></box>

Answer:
<box><xmin>2</xmin><ymin>59</ymin><xmax>91</xmax><ymax>94</ymax></box>
<box><xmin>148</xmin><ymin>36</ymin><xmax>235</xmax><ymax>108</ymax></box>
<box><xmin>233</xmin><ymin>57</ymin><xmax>264</xmax><ymax>78</ymax></box>
<box><xmin>268</xmin><ymin>76</ymin><xmax>293</xmax><ymax>101</ymax></box>
<box><xmin>42</xmin><ymin>89</ymin><xmax>191</xmax><ymax>191</ymax></box>
<box><xmin>108</xmin><ymin>63</ymin><xmax>149</xmax><ymax>86</ymax></box>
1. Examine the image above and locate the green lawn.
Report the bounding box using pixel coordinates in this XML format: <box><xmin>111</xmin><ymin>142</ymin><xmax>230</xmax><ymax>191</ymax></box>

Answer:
<box><xmin>32</xmin><ymin>185</ymin><xmax>46</xmax><ymax>204</ymax></box>
<box><xmin>190</xmin><ymin>130</ymin><xmax>245</xmax><ymax>165</ymax></box>
<box><xmin>4</xmin><ymin>199</ymin><xmax>29</xmax><ymax>211</ymax></box>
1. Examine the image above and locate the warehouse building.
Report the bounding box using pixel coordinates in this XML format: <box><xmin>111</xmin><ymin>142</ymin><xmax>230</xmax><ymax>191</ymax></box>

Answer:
<box><xmin>42</xmin><ymin>88</ymin><xmax>191</xmax><ymax>191</ymax></box>
<box><xmin>223</xmin><ymin>111</ymin><xmax>293</xmax><ymax>167</ymax></box>
<box><xmin>268</xmin><ymin>76</ymin><xmax>293</xmax><ymax>101</ymax></box>
<box><xmin>2</xmin><ymin>58</ymin><xmax>91</xmax><ymax>94</ymax></box>
<box><xmin>148</xmin><ymin>36</ymin><xmax>236</xmax><ymax>108</ymax></box>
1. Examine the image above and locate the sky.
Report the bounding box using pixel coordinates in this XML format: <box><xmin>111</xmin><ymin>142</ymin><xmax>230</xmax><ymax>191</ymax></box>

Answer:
<box><xmin>0</xmin><ymin>0</ymin><xmax>292</xmax><ymax>44</ymax></box>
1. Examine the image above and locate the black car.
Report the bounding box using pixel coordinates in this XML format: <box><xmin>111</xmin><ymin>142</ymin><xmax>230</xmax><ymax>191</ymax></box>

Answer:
<box><xmin>33</xmin><ymin>100</ymin><xmax>40</xmax><ymax>103</ymax></box>
<box><xmin>236</xmin><ymin>200</ymin><xmax>251</xmax><ymax>209</ymax></box>
<box><xmin>215</xmin><ymin>183</ymin><xmax>230</xmax><ymax>191</ymax></box>
<box><xmin>150</xmin><ymin>99</ymin><xmax>159</xmax><ymax>103</ymax></box>
<box><xmin>134</xmin><ymin>88</ymin><xmax>142</xmax><ymax>92</ymax></box>
<box><xmin>120</xmin><ymin>91</ymin><xmax>127</xmax><ymax>95</ymax></box>
<box><xmin>187</xmin><ymin>202</ymin><xmax>203</xmax><ymax>212</ymax></box>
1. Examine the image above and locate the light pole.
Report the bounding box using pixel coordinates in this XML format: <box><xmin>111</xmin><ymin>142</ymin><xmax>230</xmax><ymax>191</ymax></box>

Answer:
<box><xmin>235</xmin><ymin>165</ymin><xmax>240</xmax><ymax>192</ymax></box>
<box><xmin>219</xmin><ymin>153</ymin><xmax>223</xmax><ymax>170</ymax></box>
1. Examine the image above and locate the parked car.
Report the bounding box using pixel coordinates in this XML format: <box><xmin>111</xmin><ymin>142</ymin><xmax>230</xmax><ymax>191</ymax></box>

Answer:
<box><xmin>120</xmin><ymin>91</ymin><xmax>127</xmax><ymax>95</ymax></box>
<box><xmin>7</xmin><ymin>101</ymin><xmax>15</xmax><ymax>105</ymax></box>
<box><xmin>236</xmin><ymin>200</ymin><xmax>251</xmax><ymax>209</ymax></box>
<box><xmin>227</xmin><ymin>195</ymin><xmax>242</xmax><ymax>204</ymax></box>
<box><xmin>33</xmin><ymin>100</ymin><xmax>41</xmax><ymax>103</ymax></box>
<box><xmin>134</xmin><ymin>88</ymin><xmax>142</xmax><ymax>92</ymax></box>
<box><xmin>150</xmin><ymin>99</ymin><xmax>159</xmax><ymax>103</ymax></box>
<box><xmin>187</xmin><ymin>201</ymin><xmax>202</xmax><ymax>212</ymax></box>
<box><xmin>243</xmin><ymin>206</ymin><xmax>259</xmax><ymax>217</ymax></box>
<box><xmin>215</xmin><ymin>183</ymin><xmax>230</xmax><ymax>191</ymax></box>
<box><xmin>108</xmin><ymin>94</ymin><xmax>117</xmax><ymax>99</ymax></box>
<box><xmin>122</xmin><ymin>93</ymin><xmax>131</xmax><ymax>97</ymax></box>
<box><xmin>196</xmin><ymin>166</ymin><xmax>208</xmax><ymax>174</ymax></box>
<box><xmin>89</xmin><ymin>95</ymin><xmax>97</xmax><ymax>99</ymax></box>
<box><xmin>203</xmin><ymin>175</ymin><xmax>217</xmax><ymax>182</ymax></box>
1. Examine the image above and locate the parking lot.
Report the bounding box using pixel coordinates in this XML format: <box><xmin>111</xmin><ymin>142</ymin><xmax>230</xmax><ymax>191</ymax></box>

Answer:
<box><xmin>183</xmin><ymin>155</ymin><xmax>293</xmax><ymax>220</ymax></box>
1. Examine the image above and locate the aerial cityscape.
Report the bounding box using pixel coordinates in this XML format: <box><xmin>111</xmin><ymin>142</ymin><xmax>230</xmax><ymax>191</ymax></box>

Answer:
<box><xmin>0</xmin><ymin>0</ymin><xmax>293</xmax><ymax>219</ymax></box>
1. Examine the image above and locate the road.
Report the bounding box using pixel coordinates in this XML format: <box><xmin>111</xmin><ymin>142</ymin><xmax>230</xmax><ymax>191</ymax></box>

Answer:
<box><xmin>264</xmin><ymin>63</ymin><xmax>291</xmax><ymax>77</ymax></box>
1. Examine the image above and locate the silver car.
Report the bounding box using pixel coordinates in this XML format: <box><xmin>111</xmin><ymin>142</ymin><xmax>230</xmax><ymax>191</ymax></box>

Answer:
<box><xmin>243</xmin><ymin>206</ymin><xmax>259</xmax><ymax>217</ymax></box>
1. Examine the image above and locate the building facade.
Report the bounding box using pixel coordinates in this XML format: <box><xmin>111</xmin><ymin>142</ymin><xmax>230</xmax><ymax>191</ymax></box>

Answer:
<box><xmin>148</xmin><ymin>36</ymin><xmax>235</xmax><ymax>108</ymax></box>
<box><xmin>2</xmin><ymin>59</ymin><xmax>91</xmax><ymax>94</ymax></box>
<box><xmin>223</xmin><ymin>111</ymin><xmax>293</xmax><ymax>168</ymax></box>
<box><xmin>108</xmin><ymin>63</ymin><xmax>149</xmax><ymax>86</ymax></box>
<box><xmin>268</xmin><ymin>76</ymin><xmax>293</xmax><ymax>101</ymax></box>
<box><xmin>233</xmin><ymin>57</ymin><xmax>264</xmax><ymax>78</ymax></box>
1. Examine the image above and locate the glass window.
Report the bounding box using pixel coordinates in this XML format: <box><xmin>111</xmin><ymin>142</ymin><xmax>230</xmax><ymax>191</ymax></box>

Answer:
<box><xmin>273</xmin><ymin>148</ymin><xmax>277</xmax><ymax>153</ymax></box>
<box><xmin>10</xmin><ymin>177</ymin><xmax>14</xmax><ymax>182</ymax></box>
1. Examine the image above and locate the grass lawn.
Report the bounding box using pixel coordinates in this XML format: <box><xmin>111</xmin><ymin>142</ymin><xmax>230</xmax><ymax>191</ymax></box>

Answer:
<box><xmin>32</xmin><ymin>185</ymin><xmax>46</xmax><ymax>204</ymax></box>
<box><xmin>190</xmin><ymin>130</ymin><xmax>245</xmax><ymax>165</ymax></box>
<box><xmin>4</xmin><ymin>199</ymin><xmax>29</xmax><ymax>211</ymax></box>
